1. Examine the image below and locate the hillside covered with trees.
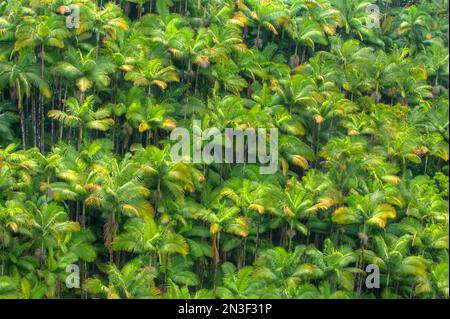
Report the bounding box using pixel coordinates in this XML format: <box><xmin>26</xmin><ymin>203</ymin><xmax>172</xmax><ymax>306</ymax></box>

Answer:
<box><xmin>0</xmin><ymin>0</ymin><xmax>448</xmax><ymax>299</ymax></box>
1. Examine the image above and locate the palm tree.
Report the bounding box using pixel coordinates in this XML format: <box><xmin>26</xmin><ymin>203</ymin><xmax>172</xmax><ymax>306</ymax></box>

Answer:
<box><xmin>51</xmin><ymin>47</ymin><xmax>115</xmax><ymax>102</ymax></box>
<box><xmin>0</xmin><ymin>143</ymin><xmax>42</xmax><ymax>194</ymax></box>
<box><xmin>84</xmin><ymin>258</ymin><xmax>159</xmax><ymax>299</ymax></box>
<box><xmin>281</xmin><ymin>73</ymin><xmax>320</xmax><ymax>113</ymax></box>
<box><xmin>76</xmin><ymin>2</ymin><xmax>129</xmax><ymax>58</ymax></box>
<box><xmin>48</xmin><ymin>95</ymin><xmax>114</xmax><ymax>149</ymax></box>
<box><xmin>330</xmin><ymin>0</ymin><xmax>384</xmax><ymax>46</ymax></box>
<box><xmin>286</xmin><ymin>17</ymin><xmax>328</xmax><ymax>63</ymax></box>
<box><xmin>182</xmin><ymin>201</ymin><xmax>249</xmax><ymax>268</ymax></box>
<box><xmin>112</xmin><ymin>216</ymin><xmax>189</xmax><ymax>268</ymax></box>
<box><xmin>26</xmin><ymin>198</ymin><xmax>81</xmax><ymax>253</ymax></box>
<box><xmin>417</xmin><ymin>44</ymin><xmax>449</xmax><ymax>91</ymax></box>
<box><xmin>84</xmin><ymin>155</ymin><xmax>152</xmax><ymax>262</ymax></box>
<box><xmin>0</xmin><ymin>54</ymin><xmax>51</xmax><ymax>148</ymax></box>
<box><xmin>239</xmin><ymin>0</ymin><xmax>289</xmax><ymax>47</ymax></box>
<box><xmin>41</xmin><ymin>140</ymin><xmax>111</xmax><ymax>223</ymax></box>
<box><xmin>124</xmin><ymin>58</ymin><xmax>180</xmax><ymax>93</ymax></box>
<box><xmin>14</xmin><ymin>14</ymin><xmax>69</xmax><ymax>151</ymax></box>
<box><xmin>253</xmin><ymin>246</ymin><xmax>306</xmax><ymax>298</ymax></box>
<box><xmin>0</xmin><ymin>275</ymin><xmax>46</xmax><ymax>299</ymax></box>
<box><xmin>133</xmin><ymin>145</ymin><xmax>199</xmax><ymax>214</ymax></box>
<box><xmin>397</xmin><ymin>5</ymin><xmax>432</xmax><ymax>53</ymax></box>
<box><xmin>216</xmin><ymin>262</ymin><xmax>269</xmax><ymax>298</ymax></box>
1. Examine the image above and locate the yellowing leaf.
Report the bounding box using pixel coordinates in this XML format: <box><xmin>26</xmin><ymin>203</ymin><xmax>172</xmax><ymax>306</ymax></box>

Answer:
<box><xmin>382</xmin><ymin>175</ymin><xmax>401</xmax><ymax>185</ymax></box>
<box><xmin>291</xmin><ymin>155</ymin><xmax>308</xmax><ymax>169</ymax></box>
<box><xmin>41</xmin><ymin>87</ymin><xmax>52</xmax><ymax>98</ymax></box>
<box><xmin>307</xmin><ymin>197</ymin><xmax>338</xmax><ymax>213</ymax></box>
<box><xmin>281</xmin><ymin>158</ymin><xmax>288</xmax><ymax>177</ymax></box>
<box><xmin>139</xmin><ymin>121</ymin><xmax>150</xmax><ymax>133</ymax></box>
<box><xmin>8</xmin><ymin>222</ymin><xmax>18</xmax><ymax>232</ymax></box>
<box><xmin>283</xmin><ymin>206</ymin><xmax>295</xmax><ymax>218</ymax></box>
<box><xmin>386</xmin><ymin>195</ymin><xmax>404</xmax><ymax>208</ymax></box>
<box><xmin>76</xmin><ymin>77</ymin><xmax>93</xmax><ymax>92</ymax></box>
<box><xmin>232</xmin><ymin>43</ymin><xmax>248</xmax><ymax>52</ymax></box>
<box><xmin>405</xmin><ymin>153</ymin><xmax>422</xmax><ymax>164</ymax></box>
<box><xmin>229</xmin><ymin>216</ymin><xmax>250</xmax><ymax>237</ymax></box>
<box><xmin>152</xmin><ymin>80</ymin><xmax>168</xmax><ymax>90</ymax></box>
<box><xmin>367</xmin><ymin>204</ymin><xmax>396</xmax><ymax>228</ymax></box>
<box><xmin>231</xmin><ymin>11</ymin><xmax>248</xmax><ymax>26</ymax></box>
<box><xmin>121</xmin><ymin>204</ymin><xmax>140</xmax><ymax>216</ymax></box>
<box><xmin>343</xmin><ymin>81</ymin><xmax>352</xmax><ymax>91</ymax></box>
<box><xmin>410</xmin><ymin>66</ymin><xmax>428</xmax><ymax>80</ymax></box>
<box><xmin>313</xmin><ymin>114</ymin><xmax>324</xmax><ymax>124</ymax></box>
<box><xmin>332</xmin><ymin>207</ymin><xmax>360</xmax><ymax>224</ymax></box>
<box><xmin>323</xmin><ymin>24</ymin><xmax>336</xmax><ymax>35</ymax></box>
<box><xmin>248</xmin><ymin>204</ymin><xmax>265</xmax><ymax>214</ymax></box>
<box><xmin>263</xmin><ymin>22</ymin><xmax>278</xmax><ymax>35</ymax></box>
<box><xmin>111</xmin><ymin>18</ymin><xmax>129</xmax><ymax>31</ymax></box>
<box><xmin>162</xmin><ymin>118</ymin><xmax>177</xmax><ymax>130</ymax></box>
<box><xmin>210</xmin><ymin>223</ymin><xmax>221</xmax><ymax>235</ymax></box>
<box><xmin>119</xmin><ymin>64</ymin><xmax>134</xmax><ymax>72</ymax></box>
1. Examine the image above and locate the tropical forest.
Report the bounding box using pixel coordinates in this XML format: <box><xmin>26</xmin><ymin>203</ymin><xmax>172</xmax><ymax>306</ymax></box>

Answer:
<box><xmin>0</xmin><ymin>0</ymin><xmax>448</xmax><ymax>299</ymax></box>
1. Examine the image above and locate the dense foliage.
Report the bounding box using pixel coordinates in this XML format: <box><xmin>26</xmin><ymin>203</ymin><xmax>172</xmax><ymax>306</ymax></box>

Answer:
<box><xmin>0</xmin><ymin>0</ymin><xmax>448</xmax><ymax>299</ymax></box>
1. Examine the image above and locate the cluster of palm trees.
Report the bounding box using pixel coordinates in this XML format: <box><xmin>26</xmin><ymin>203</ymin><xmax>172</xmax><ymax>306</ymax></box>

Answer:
<box><xmin>0</xmin><ymin>0</ymin><xmax>448</xmax><ymax>299</ymax></box>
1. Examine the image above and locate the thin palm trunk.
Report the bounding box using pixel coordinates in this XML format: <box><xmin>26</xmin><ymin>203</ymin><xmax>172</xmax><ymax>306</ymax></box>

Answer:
<box><xmin>17</xmin><ymin>87</ymin><xmax>27</xmax><ymax>149</ymax></box>
<box><xmin>31</xmin><ymin>94</ymin><xmax>37</xmax><ymax>147</ymax></box>
<box><xmin>254</xmin><ymin>214</ymin><xmax>261</xmax><ymax>261</ymax></box>
<box><xmin>40</xmin><ymin>44</ymin><xmax>45</xmax><ymax>153</ymax></box>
